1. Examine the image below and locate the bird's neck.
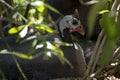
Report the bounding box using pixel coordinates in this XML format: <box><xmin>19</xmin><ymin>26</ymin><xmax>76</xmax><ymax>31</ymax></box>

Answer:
<box><xmin>60</xmin><ymin>28</ymin><xmax>73</xmax><ymax>43</ymax></box>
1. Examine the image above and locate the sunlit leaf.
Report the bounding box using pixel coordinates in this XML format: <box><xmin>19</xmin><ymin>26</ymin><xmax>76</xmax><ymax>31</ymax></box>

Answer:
<box><xmin>31</xmin><ymin>0</ymin><xmax>45</xmax><ymax>13</ymax></box>
<box><xmin>37</xmin><ymin>5</ymin><xmax>45</xmax><ymax>13</ymax></box>
<box><xmin>46</xmin><ymin>41</ymin><xmax>64</xmax><ymax>56</ymax></box>
<box><xmin>31</xmin><ymin>1</ymin><xmax>44</xmax><ymax>7</ymax></box>
<box><xmin>28</xmin><ymin>21</ymin><xmax>34</xmax><ymax>26</ymax></box>
<box><xmin>45</xmin><ymin>41</ymin><xmax>73</xmax><ymax>68</ymax></box>
<box><xmin>36</xmin><ymin>44</ymin><xmax>44</xmax><ymax>49</ymax></box>
<box><xmin>19</xmin><ymin>25</ymin><xmax>28</xmax><ymax>38</ymax></box>
<box><xmin>61</xmin><ymin>42</ymin><xmax>73</xmax><ymax>46</ymax></box>
<box><xmin>29</xmin><ymin>8</ymin><xmax>36</xmax><ymax>15</ymax></box>
<box><xmin>0</xmin><ymin>50</ymin><xmax>33</xmax><ymax>60</ymax></box>
<box><xmin>20</xmin><ymin>35</ymin><xmax>36</xmax><ymax>44</ymax></box>
<box><xmin>32</xmin><ymin>17</ymin><xmax>44</xmax><ymax>24</ymax></box>
<box><xmin>8</xmin><ymin>26</ymin><xmax>24</xmax><ymax>34</ymax></box>
<box><xmin>98</xmin><ymin>10</ymin><xmax>109</xmax><ymax>14</ymax></box>
<box><xmin>36</xmin><ymin>24</ymin><xmax>53</xmax><ymax>33</ymax></box>
<box><xmin>50</xmin><ymin>51</ymin><xmax>74</xmax><ymax>69</ymax></box>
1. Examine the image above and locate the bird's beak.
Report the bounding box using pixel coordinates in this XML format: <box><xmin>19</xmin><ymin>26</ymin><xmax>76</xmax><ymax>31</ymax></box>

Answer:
<box><xmin>69</xmin><ymin>25</ymin><xmax>85</xmax><ymax>36</ymax></box>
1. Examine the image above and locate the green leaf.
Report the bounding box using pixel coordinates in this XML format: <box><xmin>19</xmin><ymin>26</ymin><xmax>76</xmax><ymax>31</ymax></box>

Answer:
<box><xmin>100</xmin><ymin>11</ymin><xmax>119</xmax><ymax>39</ymax></box>
<box><xmin>31</xmin><ymin>1</ymin><xmax>44</xmax><ymax>7</ymax></box>
<box><xmin>31</xmin><ymin>1</ymin><xmax>45</xmax><ymax>13</ymax></box>
<box><xmin>87</xmin><ymin>0</ymin><xmax>109</xmax><ymax>38</ymax></box>
<box><xmin>98</xmin><ymin>10</ymin><xmax>109</xmax><ymax>14</ymax></box>
<box><xmin>37</xmin><ymin>4</ymin><xmax>45</xmax><ymax>13</ymax></box>
<box><xmin>28</xmin><ymin>39</ymin><xmax>38</xmax><ymax>55</ymax></box>
<box><xmin>19</xmin><ymin>35</ymin><xmax>36</xmax><ymax>44</ymax></box>
<box><xmin>8</xmin><ymin>26</ymin><xmax>24</xmax><ymax>34</ymax></box>
<box><xmin>13</xmin><ymin>56</ymin><xmax>27</xmax><ymax>80</ymax></box>
<box><xmin>46</xmin><ymin>41</ymin><xmax>64</xmax><ymax>56</ymax></box>
<box><xmin>35</xmin><ymin>24</ymin><xmax>53</xmax><ymax>33</ymax></box>
<box><xmin>99</xmin><ymin>39</ymin><xmax>117</xmax><ymax>67</ymax></box>
<box><xmin>19</xmin><ymin>25</ymin><xmax>28</xmax><ymax>38</ymax></box>
<box><xmin>44</xmin><ymin>3</ymin><xmax>62</xmax><ymax>16</ymax></box>
<box><xmin>99</xmin><ymin>11</ymin><xmax>119</xmax><ymax>67</ymax></box>
<box><xmin>0</xmin><ymin>50</ymin><xmax>34</xmax><ymax>60</ymax></box>
<box><xmin>45</xmin><ymin>41</ymin><xmax>73</xmax><ymax>68</ymax></box>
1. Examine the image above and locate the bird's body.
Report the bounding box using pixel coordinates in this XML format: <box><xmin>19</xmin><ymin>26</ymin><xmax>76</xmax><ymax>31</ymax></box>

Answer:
<box><xmin>0</xmin><ymin>35</ymin><xmax>84</xmax><ymax>80</ymax></box>
<box><xmin>0</xmin><ymin>15</ymin><xmax>86</xmax><ymax>80</ymax></box>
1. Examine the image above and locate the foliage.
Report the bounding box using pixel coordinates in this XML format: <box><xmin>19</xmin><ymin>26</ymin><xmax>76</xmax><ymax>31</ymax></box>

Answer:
<box><xmin>86</xmin><ymin>0</ymin><xmax>120</xmax><ymax>79</ymax></box>
<box><xmin>0</xmin><ymin>0</ymin><xmax>67</xmax><ymax>62</ymax></box>
<box><xmin>0</xmin><ymin>0</ymin><xmax>120</xmax><ymax>79</ymax></box>
<box><xmin>0</xmin><ymin>0</ymin><xmax>72</xmax><ymax>79</ymax></box>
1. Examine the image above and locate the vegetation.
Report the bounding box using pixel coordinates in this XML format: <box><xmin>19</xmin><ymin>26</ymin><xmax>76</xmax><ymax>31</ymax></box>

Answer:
<box><xmin>0</xmin><ymin>0</ymin><xmax>67</xmax><ymax>61</ymax></box>
<box><xmin>86</xmin><ymin>0</ymin><xmax>120</xmax><ymax>79</ymax></box>
<box><xmin>0</xmin><ymin>0</ymin><xmax>120</xmax><ymax>80</ymax></box>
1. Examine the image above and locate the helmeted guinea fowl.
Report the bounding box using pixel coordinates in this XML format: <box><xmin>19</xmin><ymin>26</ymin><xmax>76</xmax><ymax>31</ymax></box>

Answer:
<box><xmin>47</xmin><ymin>0</ymin><xmax>101</xmax><ymax>40</ymax></box>
<box><xmin>0</xmin><ymin>15</ymin><xmax>86</xmax><ymax>80</ymax></box>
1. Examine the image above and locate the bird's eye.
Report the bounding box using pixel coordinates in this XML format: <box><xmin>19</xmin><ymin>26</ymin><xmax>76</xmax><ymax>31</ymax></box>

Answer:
<box><xmin>72</xmin><ymin>18</ymin><xmax>78</xmax><ymax>25</ymax></box>
<box><xmin>66</xmin><ymin>20</ymin><xmax>69</xmax><ymax>23</ymax></box>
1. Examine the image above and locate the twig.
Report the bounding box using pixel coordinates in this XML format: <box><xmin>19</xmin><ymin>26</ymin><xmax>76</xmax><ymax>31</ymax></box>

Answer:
<box><xmin>91</xmin><ymin>33</ymin><xmax>106</xmax><ymax>73</ymax></box>
<box><xmin>0</xmin><ymin>17</ymin><xmax>24</xmax><ymax>25</ymax></box>
<box><xmin>85</xmin><ymin>29</ymin><xmax>104</xmax><ymax>78</ymax></box>
<box><xmin>0</xmin><ymin>0</ymin><xmax>14</xmax><ymax>10</ymax></box>
<box><xmin>0</xmin><ymin>0</ymin><xmax>28</xmax><ymax>23</ymax></box>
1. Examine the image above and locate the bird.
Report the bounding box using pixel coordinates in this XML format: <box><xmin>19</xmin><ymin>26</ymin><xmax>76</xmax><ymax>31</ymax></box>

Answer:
<box><xmin>0</xmin><ymin>15</ymin><xmax>86</xmax><ymax>80</ymax></box>
<box><xmin>47</xmin><ymin>0</ymin><xmax>101</xmax><ymax>40</ymax></box>
<box><xmin>58</xmin><ymin>15</ymin><xmax>87</xmax><ymax>76</ymax></box>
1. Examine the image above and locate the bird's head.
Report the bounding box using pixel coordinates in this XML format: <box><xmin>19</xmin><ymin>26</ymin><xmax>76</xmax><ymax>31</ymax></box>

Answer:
<box><xmin>59</xmin><ymin>15</ymin><xmax>85</xmax><ymax>37</ymax></box>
